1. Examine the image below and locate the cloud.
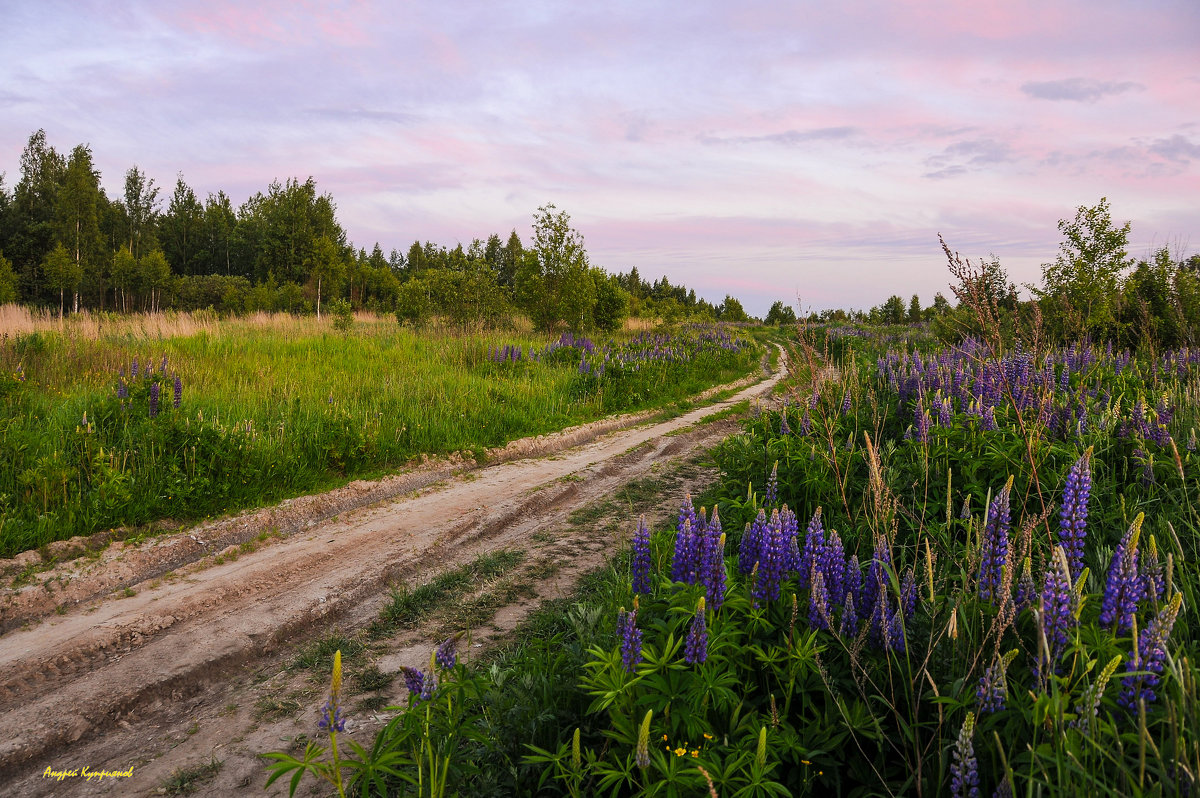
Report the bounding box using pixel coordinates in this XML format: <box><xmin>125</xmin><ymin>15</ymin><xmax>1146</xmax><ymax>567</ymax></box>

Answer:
<box><xmin>302</xmin><ymin>107</ymin><xmax>416</xmax><ymax>126</ymax></box>
<box><xmin>699</xmin><ymin>127</ymin><xmax>859</xmax><ymax>146</ymax></box>
<box><xmin>1149</xmin><ymin>134</ymin><xmax>1200</xmax><ymax>164</ymax></box>
<box><xmin>1020</xmin><ymin>77</ymin><xmax>1142</xmax><ymax>102</ymax></box>
<box><xmin>923</xmin><ymin>139</ymin><xmax>1014</xmax><ymax>178</ymax></box>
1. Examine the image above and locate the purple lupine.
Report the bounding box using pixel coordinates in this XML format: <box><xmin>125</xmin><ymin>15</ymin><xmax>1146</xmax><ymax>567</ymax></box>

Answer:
<box><xmin>420</xmin><ymin>662</ymin><xmax>437</xmax><ymax>702</ymax></box>
<box><xmin>798</xmin><ymin>508</ymin><xmax>825</xmax><ymax>591</ymax></box>
<box><xmin>149</xmin><ymin>382</ymin><xmax>160</xmax><ymax>418</ymax></box>
<box><xmin>821</xmin><ymin>530</ymin><xmax>846</xmax><ymax>604</ymax></box>
<box><xmin>1058</xmin><ymin>451</ymin><xmax>1092</xmax><ymax>577</ymax></box>
<box><xmin>779</xmin><ymin>409</ymin><xmax>790</xmax><ymax>436</ymax></box>
<box><xmin>887</xmin><ymin>608</ymin><xmax>905</xmax><ymax>652</ymax></box>
<box><xmin>631</xmin><ymin>515</ymin><xmax>652</xmax><ymax>594</ymax></box>
<box><xmin>1038</xmin><ymin>548</ymin><xmax>1076</xmax><ymax>681</ymax></box>
<box><xmin>683</xmin><ymin>598</ymin><xmax>708</xmax><ymax>665</ymax></box>
<box><xmin>841</xmin><ymin>391</ymin><xmax>852</xmax><ymax>415</ymax></box>
<box><xmin>901</xmin><ymin>566</ymin><xmax>917</xmax><ymax>620</ymax></box>
<box><xmin>1100</xmin><ymin>518</ymin><xmax>1144</xmax><ymax>633</ymax></box>
<box><xmin>752</xmin><ymin>510</ymin><xmax>787</xmax><ymax>605</ymax></box>
<box><xmin>950</xmin><ymin>712</ymin><xmax>980</xmax><ymax>798</ymax></box>
<box><xmin>131</xmin><ymin>357</ymin><xmax>139</xmax><ymax>377</ymax></box>
<box><xmin>401</xmin><ymin>666</ymin><xmax>425</xmax><ymax>702</ymax></box>
<box><xmin>1013</xmin><ymin>557</ymin><xmax>1035</xmax><ymax>611</ymax></box>
<box><xmin>765</xmin><ymin>461</ymin><xmax>779</xmax><ymax>507</ymax></box>
<box><xmin>436</xmin><ymin>634</ymin><xmax>460</xmax><ymax>670</ymax></box>
<box><xmin>117</xmin><ymin>377</ymin><xmax>128</xmax><ymax>400</ymax></box>
<box><xmin>780</xmin><ymin>506</ymin><xmax>800</xmax><ymax>574</ymax></box>
<box><xmin>318</xmin><ymin>698</ymin><xmax>346</xmax><ymax>733</ymax></box>
<box><xmin>982</xmin><ymin>405</ymin><xmax>997</xmax><ymax>432</ymax></box>
<box><xmin>809</xmin><ymin>569</ymin><xmax>831</xmax><ymax>631</ymax></box>
<box><xmin>978</xmin><ymin>481</ymin><xmax>1012</xmax><ymax>603</ymax></box>
<box><xmin>1141</xmin><ymin>535</ymin><xmax>1165</xmax><ymax>601</ymax></box>
<box><xmin>672</xmin><ymin>519</ymin><xmax>697</xmax><ymax>584</ymax></box>
<box><xmin>845</xmin><ymin>554</ymin><xmax>863</xmax><ymax>615</ymax></box>
<box><xmin>1119</xmin><ymin>592</ymin><xmax>1183</xmax><ymax>710</ymax></box>
<box><xmin>860</xmin><ymin>536</ymin><xmax>891</xmax><ymax>622</ymax></box>
<box><xmin>617</xmin><ymin>606</ymin><xmax>644</xmax><ymax>673</ymax></box>
<box><xmin>173</xmin><ymin>374</ymin><xmax>183</xmax><ymax>409</ymax></box>
<box><xmin>839</xmin><ymin>592</ymin><xmax>858</xmax><ymax>638</ymax></box>
<box><xmin>976</xmin><ymin>650</ymin><xmax>1017</xmax><ymax>713</ymax></box>
<box><xmin>738</xmin><ymin>511</ymin><xmax>768</xmax><ymax>576</ymax></box>
<box><xmin>701</xmin><ymin>507</ymin><xmax>727</xmax><ymax>606</ymax></box>
<box><xmin>800</xmin><ymin>409</ymin><xmax>811</xmax><ymax>436</ymax></box>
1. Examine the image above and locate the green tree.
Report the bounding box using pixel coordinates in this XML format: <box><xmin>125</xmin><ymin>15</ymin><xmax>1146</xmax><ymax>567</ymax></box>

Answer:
<box><xmin>591</xmin><ymin>269</ymin><xmax>630</xmax><ymax>332</ymax></box>
<box><xmin>306</xmin><ymin>234</ymin><xmax>346</xmax><ymax>319</ymax></box>
<box><xmin>764</xmin><ymin>300</ymin><xmax>797</xmax><ymax>326</ymax></box>
<box><xmin>11</xmin><ymin>130</ymin><xmax>66</xmax><ymax>304</ymax></box>
<box><xmin>880</xmin><ymin>295</ymin><xmax>906</xmax><ymax>325</ymax></box>
<box><xmin>516</xmin><ymin>204</ymin><xmax>593</xmax><ymax>331</ymax></box>
<box><xmin>43</xmin><ymin>242</ymin><xmax>80</xmax><ymax>318</ymax></box>
<box><xmin>200</xmin><ymin>191</ymin><xmax>236</xmax><ymax>275</ymax></box>
<box><xmin>138</xmin><ymin>249</ymin><xmax>171</xmax><ymax>312</ymax></box>
<box><xmin>122</xmin><ymin>165</ymin><xmax>160</xmax><ymax>260</ymax></box>
<box><xmin>718</xmin><ymin>295</ymin><xmax>749</xmax><ymax>323</ymax></box>
<box><xmin>498</xmin><ymin>230</ymin><xmax>523</xmax><ymax>290</ymax></box>
<box><xmin>907</xmin><ymin>294</ymin><xmax>922</xmax><ymax>323</ymax></box>
<box><xmin>0</xmin><ymin>253</ymin><xmax>18</xmax><ymax>304</ymax></box>
<box><xmin>111</xmin><ymin>248</ymin><xmax>138</xmax><ymax>311</ymax></box>
<box><xmin>56</xmin><ymin>144</ymin><xmax>104</xmax><ymax>313</ymax></box>
<box><xmin>1038</xmin><ymin>197</ymin><xmax>1132</xmax><ymax>340</ymax></box>
<box><xmin>160</xmin><ymin>174</ymin><xmax>204</xmax><ymax>276</ymax></box>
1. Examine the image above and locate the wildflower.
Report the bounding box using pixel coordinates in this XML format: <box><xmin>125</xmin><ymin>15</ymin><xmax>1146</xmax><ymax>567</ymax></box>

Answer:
<box><xmin>950</xmin><ymin>712</ymin><xmax>979</xmax><ymax>798</ymax></box>
<box><xmin>887</xmin><ymin>607</ymin><xmax>905</xmax><ymax>652</ymax></box>
<box><xmin>699</xmin><ymin>508</ymin><xmax>727</xmax><ymax>612</ymax></box>
<box><xmin>799</xmin><ymin>508</ymin><xmax>825</xmax><ymax>590</ymax></box>
<box><xmin>617</xmin><ymin>605</ymin><xmax>644</xmax><ymax>673</ymax></box>
<box><xmin>684</xmin><ymin>597</ymin><xmax>708</xmax><ymax>664</ymax></box>
<box><xmin>1038</xmin><ymin>547</ymin><xmax>1076</xmax><ymax>681</ymax></box>
<box><xmin>149</xmin><ymin>382</ymin><xmax>160</xmax><ymax>418</ymax></box>
<box><xmin>839</xmin><ymin>592</ymin><xmax>858</xmax><ymax>638</ymax></box>
<box><xmin>779</xmin><ymin>410</ymin><xmax>790</xmax><ymax>435</ymax></box>
<box><xmin>1100</xmin><ymin>514</ymin><xmax>1144</xmax><ymax>633</ymax></box>
<box><xmin>131</xmin><ymin>357</ymin><xmax>139</xmax><ymax>377</ymax></box>
<box><xmin>800</xmin><ymin>409</ymin><xmax>811</xmax><ymax>435</ymax></box>
<box><xmin>631</xmin><ymin>515</ymin><xmax>652</xmax><ymax>594</ymax></box>
<box><xmin>1013</xmin><ymin>557</ymin><xmax>1035</xmax><ymax>611</ymax></box>
<box><xmin>1058</xmin><ymin>450</ymin><xmax>1092</xmax><ymax>578</ymax></box>
<box><xmin>765</xmin><ymin>461</ymin><xmax>779</xmax><ymax>507</ymax></box>
<box><xmin>173</xmin><ymin>374</ymin><xmax>183</xmax><ymax>409</ymax></box>
<box><xmin>976</xmin><ymin>650</ymin><xmax>1018</xmax><ymax>713</ymax></box>
<box><xmin>1142</xmin><ymin>535</ymin><xmax>1165</xmax><ymax>601</ymax></box>
<box><xmin>841</xmin><ymin>391</ymin><xmax>851</xmax><ymax>414</ymax></box>
<box><xmin>1119</xmin><ymin>592</ymin><xmax>1183</xmax><ymax>709</ymax></box>
<box><xmin>117</xmin><ymin>377</ymin><xmax>128</xmax><ymax>400</ymax></box>
<box><xmin>739</xmin><ymin>510</ymin><xmax>767</xmax><ymax>575</ymax></box>
<box><xmin>636</xmin><ymin>709</ymin><xmax>652</xmax><ymax>769</ymax></box>
<box><xmin>845</xmin><ymin>554</ymin><xmax>863</xmax><ymax>615</ymax></box>
<box><xmin>809</xmin><ymin>569</ymin><xmax>831</xmax><ymax>631</ymax></box>
<box><xmin>420</xmin><ymin>651</ymin><xmax>437</xmax><ymax>701</ymax></box>
<box><xmin>901</xmin><ymin>566</ymin><xmax>917</xmax><ymax>620</ymax></box>
<box><xmin>316</xmin><ymin>649</ymin><xmax>347</xmax><ymax>734</ymax></box>
<box><xmin>401</xmin><ymin>666</ymin><xmax>425</xmax><ymax>703</ymax></box>
<box><xmin>1071</xmin><ymin>654</ymin><xmax>1123</xmax><ymax>735</ymax></box>
<box><xmin>435</xmin><ymin>633</ymin><xmax>460</xmax><ymax>670</ymax></box>
<box><xmin>672</xmin><ymin>519</ymin><xmax>697</xmax><ymax>584</ymax></box>
<box><xmin>820</xmin><ymin>530</ymin><xmax>845</xmax><ymax>603</ymax></box>
<box><xmin>979</xmin><ymin>479</ymin><xmax>1013</xmax><ymax>603</ymax></box>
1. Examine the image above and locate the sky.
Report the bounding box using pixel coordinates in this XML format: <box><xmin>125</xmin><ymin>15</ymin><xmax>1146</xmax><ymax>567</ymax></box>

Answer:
<box><xmin>2</xmin><ymin>0</ymin><xmax>1198</xmax><ymax>317</ymax></box>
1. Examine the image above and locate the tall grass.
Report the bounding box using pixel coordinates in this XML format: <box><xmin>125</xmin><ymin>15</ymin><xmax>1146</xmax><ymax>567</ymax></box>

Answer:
<box><xmin>0</xmin><ymin>314</ymin><xmax>759</xmax><ymax>557</ymax></box>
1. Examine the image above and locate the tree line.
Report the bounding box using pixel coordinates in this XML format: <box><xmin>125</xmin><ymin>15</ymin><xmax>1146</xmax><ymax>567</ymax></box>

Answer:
<box><xmin>0</xmin><ymin>130</ymin><xmax>771</xmax><ymax>331</ymax></box>
<box><xmin>811</xmin><ymin>199</ymin><xmax>1200</xmax><ymax>350</ymax></box>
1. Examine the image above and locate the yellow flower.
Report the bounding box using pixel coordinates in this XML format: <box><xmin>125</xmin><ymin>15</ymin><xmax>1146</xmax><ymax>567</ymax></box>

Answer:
<box><xmin>703</xmin><ymin>733</ymin><xmax>713</xmax><ymax>740</ymax></box>
<box><xmin>690</xmin><ymin>750</ymin><xmax>699</xmax><ymax>757</ymax></box>
<box><xmin>673</xmin><ymin>747</ymin><xmax>686</xmax><ymax>757</ymax></box>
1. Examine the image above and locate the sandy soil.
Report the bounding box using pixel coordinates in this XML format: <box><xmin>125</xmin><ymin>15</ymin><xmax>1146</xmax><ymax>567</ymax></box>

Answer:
<box><xmin>0</xmin><ymin>348</ymin><xmax>786</xmax><ymax>796</ymax></box>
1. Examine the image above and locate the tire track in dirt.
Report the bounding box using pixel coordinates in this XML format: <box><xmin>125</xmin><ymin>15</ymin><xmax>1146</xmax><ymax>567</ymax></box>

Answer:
<box><xmin>0</xmin><ymin>347</ymin><xmax>787</xmax><ymax>794</ymax></box>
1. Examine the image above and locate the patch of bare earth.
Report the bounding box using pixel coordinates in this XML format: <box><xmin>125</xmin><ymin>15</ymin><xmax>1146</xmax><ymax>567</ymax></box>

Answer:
<box><xmin>0</xmin><ymin>349</ymin><xmax>785</xmax><ymax>797</ymax></box>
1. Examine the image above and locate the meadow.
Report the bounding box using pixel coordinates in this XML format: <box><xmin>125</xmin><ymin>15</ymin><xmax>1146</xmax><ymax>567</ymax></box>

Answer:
<box><xmin>0</xmin><ymin>307</ymin><xmax>760</xmax><ymax>558</ymax></box>
<box><xmin>269</xmin><ymin>322</ymin><xmax>1200</xmax><ymax>797</ymax></box>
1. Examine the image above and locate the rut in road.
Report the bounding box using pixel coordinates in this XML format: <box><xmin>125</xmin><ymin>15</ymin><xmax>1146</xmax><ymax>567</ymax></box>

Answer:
<box><xmin>0</xmin><ymin>347</ymin><xmax>790</xmax><ymax>793</ymax></box>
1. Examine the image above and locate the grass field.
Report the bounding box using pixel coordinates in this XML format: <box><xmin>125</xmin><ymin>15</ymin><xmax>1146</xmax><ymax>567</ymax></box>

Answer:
<box><xmin>0</xmin><ymin>307</ymin><xmax>762</xmax><ymax>557</ymax></box>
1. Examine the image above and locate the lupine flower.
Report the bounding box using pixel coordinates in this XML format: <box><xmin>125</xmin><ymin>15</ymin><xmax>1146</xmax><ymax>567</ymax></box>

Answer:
<box><xmin>318</xmin><ymin>649</ymin><xmax>346</xmax><ymax>733</ymax></box>
<box><xmin>636</xmin><ymin>709</ymin><xmax>652</xmax><ymax>769</ymax></box>
<box><xmin>1142</xmin><ymin>534</ymin><xmax>1165</xmax><ymax>601</ymax></box>
<box><xmin>861</xmin><ymin>536</ymin><xmax>891</xmax><ymax>621</ymax></box>
<box><xmin>950</xmin><ymin>712</ymin><xmax>980</xmax><ymax>798</ymax></box>
<box><xmin>901</xmin><ymin>566</ymin><xmax>917</xmax><ymax>620</ymax></box>
<box><xmin>631</xmin><ymin>515</ymin><xmax>652</xmax><ymax>594</ymax></box>
<box><xmin>131</xmin><ymin>357</ymin><xmax>139</xmax><ymax>377</ymax></box>
<box><xmin>780</xmin><ymin>506</ymin><xmax>800</xmax><ymax>574</ymax></box>
<box><xmin>752</xmin><ymin>510</ymin><xmax>787</xmax><ymax>605</ymax></box>
<box><xmin>117</xmin><ymin>378</ymin><xmax>128</xmax><ymax>400</ymax></box>
<box><xmin>1013</xmin><ymin>557</ymin><xmax>1035</xmax><ymax>610</ymax></box>
<box><xmin>1119</xmin><ymin>592</ymin><xmax>1183</xmax><ymax>709</ymax></box>
<box><xmin>1100</xmin><ymin>514</ymin><xmax>1144</xmax><ymax>633</ymax></box>
<box><xmin>700</xmin><ymin>507</ymin><xmax>727</xmax><ymax>610</ymax></box>
<box><xmin>173</xmin><ymin>374</ymin><xmax>183</xmax><ymax>409</ymax></box>
<box><xmin>617</xmin><ymin>605</ymin><xmax>644</xmax><ymax>673</ymax></box>
<box><xmin>684</xmin><ymin>597</ymin><xmax>708</xmax><ymax>664</ymax></box>
<box><xmin>799</xmin><ymin>508</ymin><xmax>825</xmax><ymax>591</ymax></box>
<box><xmin>1058</xmin><ymin>450</ymin><xmax>1092</xmax><ymax>577</ymax></box>
<box><xmin>982</xmin><ymin>406</ymin><xmax>997</xmax><ymax>432</ymax></box>
<box><xmin>821</xmin><ymin>530</ymin><xmax>845</xmax><ymax>603</ymax></box>
<box><xmin>809</xmin><ymin>569</ymin><xmax>831</xmax><ymax>631</ymax></box>
<box><xmin>841</xmin><ymin>391</ymin><xmax>851</xmax><ymax>414</ymax></box>
<box><xmin>887</xmin><ymin>608</ymin><xmax>905</xmax><ymax>652</ymax></box>
<box><xmin>401</xmin><ymin>666</ymin><xmax>425</xmax><ymax>702</ymax></box>
<box><xmin>800</xmin><ymin>409</ymin><xmax>811</xmax><ymax>435</ymax></box>
<box><xmin>779</xmin><ymin>410</ymin><xmax>790</xmax><ymax>435</ymax></box>
<box><xmin>765</xmin><ymin>461</ymin><xmax>779</xmax><ymax>507</ymax></box>
<box><xmin>739</xmin><ymin>511</ymin><xmax>767</xmax><ymax>575</ymax></box>
<box><xmin>976</xmin><ymin>649</ymin><xmax>1018</xmax><ymax>713</ymax></box>
<box><xmin>1071</xmin><ymin>654</ymin><xmax>1123</xmax><ymax>735</ymax></box>
<box><xmin>420</xmin><ymin>651</ymin><xmax>437</xmax><ymax>701</ymax></box>
<box><xmin>149</xmin><ymin>382</ymin><xmax>160</xmax><ymax>418</ymax></box>
<box><xmin>839</xmin><ymin>592</ymin><xmax>858</xmax><ymax>637</ymax></box>
<box><xmin>1038</xmin><ymin>547</ymin><xmax>1075</xmax><ymax>681</ymax></box>
<box><xmin>979</xmin><ymin>479</ymin><xmax>1013</xmax><ymax>603</ymax></box>
<box><xmin>845</xmin><ymin>554</ymin><xmax>863</xmax><ymax>614</ymax></box>
<box><xmin>672</xmin><ymin>519</ymin><xmax>698</xmax><ymax>584</ymax></box>
<box><xmin>436</xmin><ymin>634</ymin><xmax>460</xmax><ymax>670</ymax></box>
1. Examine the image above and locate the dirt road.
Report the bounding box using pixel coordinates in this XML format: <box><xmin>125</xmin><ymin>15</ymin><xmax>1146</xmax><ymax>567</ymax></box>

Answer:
<box><xmin>0</xmin><ymin>348</ymin><xmax>787</xmax><ymax>796</ymax></box>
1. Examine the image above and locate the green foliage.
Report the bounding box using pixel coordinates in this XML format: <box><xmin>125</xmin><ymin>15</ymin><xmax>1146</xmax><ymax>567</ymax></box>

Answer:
<box><xmin>763</xmin><ymin>301</ymin><xmax>796</xmax><ymax>327</ymax></box>
<box><xmin>718</xmin><ymin>295</ymin><xmax>749</xmax><ymax>323</ymax></box>
<box><xmin>0</xmin><ymin>253</ymin><xmax>18</xmax><ymax>304</ymax></box>
<box><xmin>516</xmin><ymin>204</ymin><xmax>595</xmax><ymax>331</ymax></box>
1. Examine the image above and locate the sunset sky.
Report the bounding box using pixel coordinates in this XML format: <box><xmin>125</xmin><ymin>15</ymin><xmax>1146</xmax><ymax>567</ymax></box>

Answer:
<box><xmin>3</xmin><ymin>0</ymin><xmax>1198</xmax><ymax>315</ymax></box>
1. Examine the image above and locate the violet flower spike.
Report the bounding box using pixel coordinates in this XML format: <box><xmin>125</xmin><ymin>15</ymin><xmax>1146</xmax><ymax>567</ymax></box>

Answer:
<box><xmin>978</xmin><ymin>479</ymin><xmax>1013</xmax><ymax>603</ymax></box>
<box><xmin>1099</xmin><ymin>514</ymin><xmax>1145</xmax><ymax>633</ymax></box>
<box><xmin>950</xmin><ymin>712</ymin><xmax>980</xmax><ymax>798</ymax></box>
<box><xmin>683</xmin><ymin>597</ymin><xmax>708</xmax><ymax>665</ymax></box>
<box><xmin>1119</xmin><ymin>592</ymin><xmax>1183</xmax><ymax>710</ymax></box>
<box><xmin>631</xmin><ymin>515</ymin><xmax>652</xmax><ymax>594</ymax></box>
<box><xmin>1058</xmin><ymin>450</ymin><xmax>1092</xmax><ymax>578</ymax></box>
<box><xmin>617</xmin><ymin>606</ymin><xmax>644</xmax><ymax>673</ymax></box>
